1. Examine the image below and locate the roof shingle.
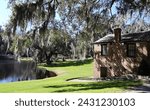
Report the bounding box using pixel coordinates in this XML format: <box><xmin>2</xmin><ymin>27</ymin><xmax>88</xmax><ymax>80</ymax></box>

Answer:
<box><xmin>94</xmin><ymin>30</ymin><xmax>150</xmax><ymax>44</ymax></box>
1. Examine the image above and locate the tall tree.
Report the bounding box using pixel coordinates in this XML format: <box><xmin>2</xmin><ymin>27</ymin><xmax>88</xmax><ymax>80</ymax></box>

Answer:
<box><xmin>6</xmin><ymin>0</ymin><xmax>150</xmax><ymax>61</ymax></box>
<box><xmin>26</xmin><ymin>25</ymin><xmax>71</xmax><ymax>64</ymax></box>
<box><xmin>7</xmin><ymin>0</ymin><xmax>150</xmax><ymax>35</ymax></box>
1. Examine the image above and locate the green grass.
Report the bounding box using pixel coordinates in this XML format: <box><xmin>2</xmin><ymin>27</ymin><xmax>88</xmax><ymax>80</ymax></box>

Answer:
<box><xmin>0</xmin><ymin>59</ymin><xmax>143</xmax><ymax>93</ymax></box>
<box><xmin>20</xmin><ymin>57</ymin><xmax>33</xmax><ymax>61</ymax></box>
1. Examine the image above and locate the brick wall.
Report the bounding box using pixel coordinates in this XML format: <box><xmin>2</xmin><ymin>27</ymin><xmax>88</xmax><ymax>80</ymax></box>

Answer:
<box><xmin>93</xmin><ymin>40</ymin><xmax>150</xmax><ymax>78</ymax></box>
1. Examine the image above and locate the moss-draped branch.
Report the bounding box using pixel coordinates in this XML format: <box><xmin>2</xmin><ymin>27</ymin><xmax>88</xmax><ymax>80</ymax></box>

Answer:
<box><xmin>8</xmin><ymin>0</ymin><xmax>150</xmax><ymax>35</ymax></box>
<box><xmin>10</xmin><ymin>0</ymin><xmax>59</xmax><ymax>34</ymax></box>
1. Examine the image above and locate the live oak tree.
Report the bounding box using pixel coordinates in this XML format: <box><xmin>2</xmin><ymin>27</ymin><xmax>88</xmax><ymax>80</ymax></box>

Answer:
<box><xmin>6</xmin><ymin>0</ymin><xmax>71</xmax><ymax>63</ymax></box>
<box><xmin>7</xmin><ymin>0</ymin><xmax>150</xmax><ymax>33</ymax></box>
<box><xmin>6</xmin><ymin>0</ymin><xmax>150</xmax><ymax>62</ymax></box>
<box><xmin>57</xmin><ymin>0</ymin><xmax>112</xmax><ymax>59</ymax></box>
<box><xmin>31</xmin><ymin>27</ymin><xmax>71</xmax><ymax>64</ymax></box>
<box><xmin>0</xmin><ymin>26</ymin><xmax>13</xmax><ymax>54</ymax></box>
<box><xmin>7</xmin><ymin>0</ymin><xmax>150</xmax><ymax>32</ymax></box>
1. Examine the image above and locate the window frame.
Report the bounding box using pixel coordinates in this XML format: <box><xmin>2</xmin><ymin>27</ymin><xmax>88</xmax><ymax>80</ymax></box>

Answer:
<box><xmin>126</xmin><ymin>43</ymin><xmax>136</xmax><ymax>58</ymax></box>
<box><xmin>101</xmin><ymin>44</ymin><xmax>108</xmax><ymax>56</ymax></box>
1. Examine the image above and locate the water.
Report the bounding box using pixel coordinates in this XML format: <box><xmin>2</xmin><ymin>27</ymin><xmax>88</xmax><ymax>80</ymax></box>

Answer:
<box><xmin>0</xmin><ymin>60</ymin><xmax>57</xmax><ymax>83</ymax></box>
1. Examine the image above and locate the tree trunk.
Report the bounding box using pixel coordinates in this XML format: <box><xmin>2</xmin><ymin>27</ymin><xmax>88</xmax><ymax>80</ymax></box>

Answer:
<box><xmin>37</xmin><ymin>51</ymin><xmax>44</xmax><ymax>63</ymax></box>
<box><xmin>71</xmin><ymin>42</ymin><xmax>76</xmax><ymax>59</ymax></box>
<box><xmin>45</xmin><ymin>52</ymin><xmax>53</xmax><ymax>65</ymax></box>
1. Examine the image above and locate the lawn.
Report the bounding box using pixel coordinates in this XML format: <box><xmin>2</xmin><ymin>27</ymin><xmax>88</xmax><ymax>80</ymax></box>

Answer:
<box><xmin>0</xmin><ymin>59</ymin><xmax>143</xmax><ymax>93</ymax></box>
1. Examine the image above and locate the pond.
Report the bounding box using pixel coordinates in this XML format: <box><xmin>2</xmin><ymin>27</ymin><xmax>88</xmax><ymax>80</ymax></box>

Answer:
<box><xmin>0</xmin><ymin>59</ymin><xmax>57</xmax><ymax>83</ymax></box>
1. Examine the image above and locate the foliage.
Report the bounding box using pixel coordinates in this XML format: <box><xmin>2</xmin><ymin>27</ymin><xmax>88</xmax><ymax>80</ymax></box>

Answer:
<box><xmin>0</xmin><ymin>26</ymin><xmax>12</xmax><ymax>54</ymax></box>
<box><xmin>57</xmin><ymin>0</ymin><xmax>112</xmax><ymax>59</ymax></box>
<box><xmin>3</xmin><ymin>0</ymin><xmax>150</xmax><ymax>61</ymax></box>
<box><xmin>10</xmin><ymin>35</ymin><xmax>33</xmax><ymax>57</ymax></box>
<box><xmin>7</xmin><ymin>0</ymin><xmax>150</xmax><ymax>34</ymax></box>
<box><xmin>30</xmin><ymin>27</ymin><xmax>71</xmax><ymax>64</ymax></box>
<box><xmin>122</xmin><ymin>19</ymin><xmax>150</xmax><ymax>33</ymax></box>
<box><xmin>8</xmin><ymin>0</ymin><xmax>59</xmax><ymax>34</ymax></box>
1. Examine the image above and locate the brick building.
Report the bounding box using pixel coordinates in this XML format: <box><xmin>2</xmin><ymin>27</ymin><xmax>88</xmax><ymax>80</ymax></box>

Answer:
<box><xmin>93</xmin><ymin>28</ymin><xmax>150</xmax><ymax>78</ymax></box>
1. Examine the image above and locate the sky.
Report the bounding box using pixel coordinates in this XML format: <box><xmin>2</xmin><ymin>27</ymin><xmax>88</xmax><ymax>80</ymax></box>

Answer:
<box><xmin>0</xmin><ymin>0</ymin><xmax>11</xmax><ymax>27</ymax></box>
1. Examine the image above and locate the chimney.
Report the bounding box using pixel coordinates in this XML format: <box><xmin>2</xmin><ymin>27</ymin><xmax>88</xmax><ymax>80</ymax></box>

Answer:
<box><xmin>114</xmin><ymin>28</ymin><xmax>121</xmax><ymax>43</ymax></box>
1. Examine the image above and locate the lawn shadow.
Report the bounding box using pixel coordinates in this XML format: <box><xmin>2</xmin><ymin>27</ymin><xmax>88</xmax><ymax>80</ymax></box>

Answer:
<box><xmin>43</xmin><ymin>59</ymin><xmax>93</xmax><ymax>67</ymax></box>
<box><xmin>43</xmin><ymin>80</ymin><xmax>142</xmax><ymax>92</ymax></box>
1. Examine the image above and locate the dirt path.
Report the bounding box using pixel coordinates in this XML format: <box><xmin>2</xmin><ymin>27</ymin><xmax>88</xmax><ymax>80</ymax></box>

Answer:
<box><xmin>127</xmin><ymin>82</ymin><xmax>150</xmax><ymax>93</ymax></box>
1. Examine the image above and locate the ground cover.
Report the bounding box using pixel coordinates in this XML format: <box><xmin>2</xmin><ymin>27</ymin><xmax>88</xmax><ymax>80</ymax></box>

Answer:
<box><xmin>0</xmin><ymin>59</ymin><xmax>142</xmax><ymax>93</ymax></box>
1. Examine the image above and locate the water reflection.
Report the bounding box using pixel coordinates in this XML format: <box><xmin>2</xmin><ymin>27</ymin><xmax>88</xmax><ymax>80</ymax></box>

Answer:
<box><xmin>0</xmin><ymin>60</ymin><xmax>57</xmax><ymax>83</ymax></box>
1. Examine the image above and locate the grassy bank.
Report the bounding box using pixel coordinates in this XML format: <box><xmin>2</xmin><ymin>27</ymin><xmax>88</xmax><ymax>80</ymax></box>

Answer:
<box><xmin>0</xmin><ymin>59</ymin><xmax>142</xmax><ymax>93</ymax></box>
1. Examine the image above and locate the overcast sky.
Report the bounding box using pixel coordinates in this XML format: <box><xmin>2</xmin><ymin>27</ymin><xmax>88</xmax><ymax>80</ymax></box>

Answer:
<box><xmin>0</xmin><ymin>0</ymin><xmax>11</xmax><ymax>27</ymax></box>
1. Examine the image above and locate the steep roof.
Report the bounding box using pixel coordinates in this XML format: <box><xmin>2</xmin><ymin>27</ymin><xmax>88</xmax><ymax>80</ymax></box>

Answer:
<box><xmin>94</xmin><ymin>30</ymin><xmax>150</xmax><ymax>44</ymax></box>
<box><xmin>94</xmin><ymin>34</ymin><xmax>114</xmax><ymax>43</ymax></box>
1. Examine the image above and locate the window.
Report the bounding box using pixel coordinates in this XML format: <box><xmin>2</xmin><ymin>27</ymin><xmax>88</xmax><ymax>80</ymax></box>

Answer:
<box><xmin>127</xmin><ymin>43</ymin><xmax>136</xmax><ymax>57</ymax></box>
<box><xmin>101</xmin><ymin>44</ymin><xmax>108</xmax><ymax>56</ymax></box>
<box><xmin>100</xmin><ymin>67</ymin><xmax>107</xmax><ymax>77</ymax></box>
